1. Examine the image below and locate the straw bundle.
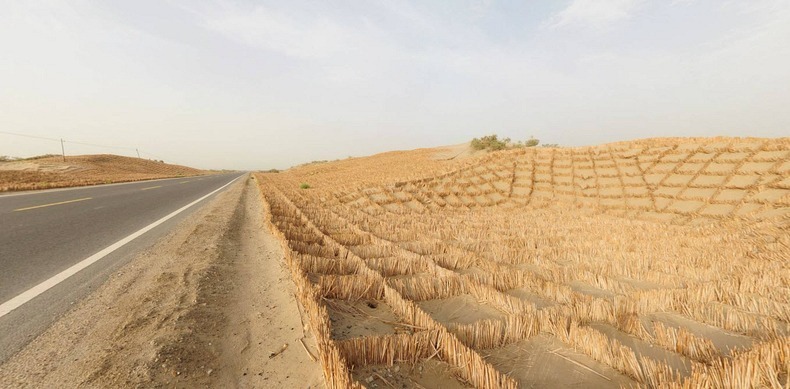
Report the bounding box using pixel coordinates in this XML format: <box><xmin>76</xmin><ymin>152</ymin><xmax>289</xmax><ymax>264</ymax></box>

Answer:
<box><xmin>316</xmin><ymin>274</ymin><xmax>385</xmax><ymax>300</ymax></box>
<box><xmin>449</xmin><ymin>314</ymin><xmax>540</xmax><ymax>350</ymax></box>
<box><xmin>664</xmin><ymin>337</ymin><xmax>789</xmax><ymax>389</ymax></box>
<box><xmin>297</xmin><ymin>253</ymin><xmax>358</xmax><ymax>275</ymax></box>
<box><xmin>387</xmin><ymin>274</ymin><xmax>468</xmax><ymax>301</ymax></box>
<box><xmin>337</xmin><ymin>331</ymin><xmax>440</xmax><ymax>367</ymax></box>
<box><xmin>652</xmin><ymin>321</ymin><xmax>718</xmax><ymax>363</ymax></box>
<box><xmin>365</xmin><ymin>256</ymin><xmax>432</xmax><ymax>277</ymax></box>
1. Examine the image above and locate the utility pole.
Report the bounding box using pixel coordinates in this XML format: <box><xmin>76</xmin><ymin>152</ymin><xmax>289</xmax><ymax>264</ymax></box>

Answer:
<box><xmin>61</xmin><ymin>139</ymin><xmax>66</xmax><ymax>162</ymax></box>
<box><xmin>136</xmin><ymin>148</ymin><xmax>140</xmax><ymax>158</ymax></box>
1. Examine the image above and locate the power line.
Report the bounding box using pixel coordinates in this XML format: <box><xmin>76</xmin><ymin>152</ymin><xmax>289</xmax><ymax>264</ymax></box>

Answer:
<box><xmin>0</xmin><ymin>130</ymin><xmax>167</xmax><ymax>162</ymax></box>
<box><xmin>0</xmin><ymin>130</ymin><xmax>60</xmax><ymax>142</ymax></box>
<box><xmin>1</xmin><ymin>130</ymin><xmax>137</xmax><ymax>150</ymax></box>
<box><xmin>65</xmin><ymin>139</ymin><xmax>137</xmax><ymax>151</ymax></box>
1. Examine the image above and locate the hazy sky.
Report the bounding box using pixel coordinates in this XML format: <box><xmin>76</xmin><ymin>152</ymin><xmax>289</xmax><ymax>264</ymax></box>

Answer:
<box><xmin>1</xmin><ymin>0</ymin><xmax>788</xmax><ymax>170</ymax></box>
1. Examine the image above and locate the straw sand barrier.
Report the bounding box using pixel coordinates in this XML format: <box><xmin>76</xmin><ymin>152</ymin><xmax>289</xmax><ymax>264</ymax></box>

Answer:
<box><xmin>255</xmin><ymin>137</ymin><xmax>788</xmax><ymax>388</ymax></box>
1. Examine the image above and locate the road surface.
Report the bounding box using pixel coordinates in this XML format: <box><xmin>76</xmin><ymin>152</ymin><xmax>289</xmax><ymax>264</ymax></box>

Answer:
<box><xmin>0</xmin><ymin>172</ymin><xmax>245</xmax><ymax>362</ymax></box>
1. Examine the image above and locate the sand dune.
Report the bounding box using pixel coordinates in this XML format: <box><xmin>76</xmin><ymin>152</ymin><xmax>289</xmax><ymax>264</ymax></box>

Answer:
<box><xmin>257</xmin><ymin>137</ymin><xmax>788</xmax><ymax>388</ymax></box>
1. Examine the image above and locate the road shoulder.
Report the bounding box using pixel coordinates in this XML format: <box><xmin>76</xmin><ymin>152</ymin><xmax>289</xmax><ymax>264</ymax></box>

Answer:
<box><xmin>0</xmin><ymin>175</ymin><xmax>323</xmax><ymax>387</ymax></box>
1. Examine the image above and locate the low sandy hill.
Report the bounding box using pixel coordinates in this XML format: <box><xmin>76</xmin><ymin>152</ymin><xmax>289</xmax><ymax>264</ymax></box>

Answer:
<box><xmin>277</xmin><ymin>137</ymin><xmax>789</xmax><ymax>224</ymax></box>
<box><xmin>0</xmin><ymin>154</ymin><xmax>205</xmax><ymax>192</ymax></box>
<box><xmin>281</xmin><ymin>144</ymin><xmax>473</xmax><ymax>190</ymax></box>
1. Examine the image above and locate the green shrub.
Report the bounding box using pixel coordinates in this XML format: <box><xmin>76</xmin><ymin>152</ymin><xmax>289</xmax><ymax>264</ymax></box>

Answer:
<box><xmin>471</xmin><ymin>134</ymin><xmax>510</xmax><ymax>151</ymax></box>
<box><xmin>300</xmin><ymin>183</ymin><xmax>311</xmax><ymax>189</ymax></box>
<box><xmin>471</xmin><ymin>134</ymin><xmax>544</xmax><ymax>151</ymax></box>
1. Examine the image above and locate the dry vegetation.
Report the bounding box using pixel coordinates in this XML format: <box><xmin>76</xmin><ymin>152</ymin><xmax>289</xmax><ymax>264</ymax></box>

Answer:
<box><xmin>0</xmin><ymin>154</ymin><xmax>206</xmax><ymax>192</ymax></box>
<box><xmin>255</xmin><ymin>138</ymin><xmax>789</xmax><ymax>388</ymax></box>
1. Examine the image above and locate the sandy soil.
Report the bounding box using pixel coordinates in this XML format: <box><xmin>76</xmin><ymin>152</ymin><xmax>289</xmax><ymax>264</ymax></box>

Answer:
<box><xmin>0</xmin><ymin>176</ymin><xmax>323</xmax><ymax>388</ymax></box>
<box><xmin>418</xmin><ymin>294</ymin><xmax>507</xmax><ymax>325</ymax></box>
<box><xmin>485</xmin><ymin>335</ymin><xmax>635</xmax><ymax>388</ymax></box>
<box><xmin>588</xmin><ymin>323</ymin><xmax>692</xmax><ymax>376</ymax></box>
<box><xmin>326</xmin><ymin>299</ymin><xmax>401</xmax><ymax>340</ymax></box>
<box><xmin>646</xmin><ymin>312</ymin><xmax>754</xmax><ymax>356</ymax></box>
<box><xmin>504</xmin><ymin>288</ymin><xmax>555</xmax><ymax>309</ymax></box>
<box><xmin>351</xmin><ymin>360</ymin><xmax>473</xmax><ymax>389</ymax></box>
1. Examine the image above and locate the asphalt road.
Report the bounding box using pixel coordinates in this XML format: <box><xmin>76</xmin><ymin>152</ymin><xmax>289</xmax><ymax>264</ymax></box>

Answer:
<box><xmin>0</xmin><ymin>172</ymin><xmax>245</xmax><ymax>363</ymax></box>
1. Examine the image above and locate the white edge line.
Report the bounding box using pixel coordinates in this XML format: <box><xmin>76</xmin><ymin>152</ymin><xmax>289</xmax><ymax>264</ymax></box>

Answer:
<box><xmin>0</xmin><ymin>174</ymin><xmax>245</xmax><ymax>318</ymax></box>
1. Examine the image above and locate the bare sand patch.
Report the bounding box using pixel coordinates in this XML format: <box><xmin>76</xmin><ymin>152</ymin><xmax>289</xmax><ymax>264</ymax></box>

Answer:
<box><xmin>504</xmin><ymin>288</ymin><xmax>555</xmax><ymax>309</ymax></box>
<box><xmin>569</xmin><ymin>281</ymin><xmax>618</xmax><ymax>299</ymax></box>
<box><xmin>418</xmin><ymin>294</ymin><xmax>507</xmax><ymax>326</ymax></box>
<box><xmin>589</xmin><ymin>323</ymin><xmax>692</xmax><ymax>376</ymax></box>
<box><xmin>646</xmin><ymin>312</ymin><xmax>754</xmax><ymax>356</ymax></box>
<box><xmin>351</xmin><ymin>359</ymin><xmax>472</xmax><ymax>389</ymax></box>
<box><xmin>327</xmin><ymin>299</ymin><xmax>401</xmax><ymax>340</ymax></box>
<box><xmin>484</xmin><ymin>335</ymin><xmax>635</xmax><ymax>388</ymax></box>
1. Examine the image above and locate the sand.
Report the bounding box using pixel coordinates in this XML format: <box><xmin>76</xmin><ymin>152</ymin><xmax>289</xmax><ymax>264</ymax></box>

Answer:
<box><xmin>351</xmin><ymin>359</ymin><xmax>473</xmax><ymax>388</ymax></box>
<box><xmin>646</xmin><ymin>312</ymin><xmax>754</xmax><ymax>356</ymax></box>
<box><xmin>0</xmin><ymin>154</ymin><xmax>206</xmax><ymax>192</ymax></box>
<box><xmin>327</xmin><ymin>299</ymin><xmax>402</xmax><ymax>340</ymax></box>
<box><xmin>418</xmin><ymin>294</ymin><xmax>508</xmax><ymax>326</ymax></box>
<box><xmin>485</xmin><ymin>335</ymin><xmax>635</xmax><ymax>388</ymax></box>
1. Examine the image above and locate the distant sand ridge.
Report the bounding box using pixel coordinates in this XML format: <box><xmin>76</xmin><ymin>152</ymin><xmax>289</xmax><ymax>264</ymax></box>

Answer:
<box><xmin>336</xmin><ymin>137</ymin><xmax>789</xmax><ymax>224</ymax></box>
<box><xmin>0</xmin><ymin>154</ymin><xmax>205</xmax><ymax>191</ymax></box>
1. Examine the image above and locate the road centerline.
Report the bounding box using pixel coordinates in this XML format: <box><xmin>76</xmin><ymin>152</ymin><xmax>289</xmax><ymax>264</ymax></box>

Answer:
<box><xmin>14</xmin><ymin>197</ymin><xmax>93</xmax><ymax>212</ymax></box>
<box><xmin>140</xmin><ymin>185</ymin><xmax>162</xmax><ymax>191</ymax></box>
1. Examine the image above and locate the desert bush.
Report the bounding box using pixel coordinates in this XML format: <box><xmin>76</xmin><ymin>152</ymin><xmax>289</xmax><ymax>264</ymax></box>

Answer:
<box><xmin>471</xmin><ymin>134</ymin><xmax>542</xmax><ymax>151</ymax></box>
<box><xmin>300</xmin><ymin>183</ymin><xmax>311</xmax><ymax>189</ymax></box>
<box><xmin>471</xmin><ymin>135</ymin><xmax>511</xmax><ymax>151</ymax></box>
<box><xmin>514</xmin><ymin>137</ymin><xmax>540</xmax><ymax>148</ymax></box>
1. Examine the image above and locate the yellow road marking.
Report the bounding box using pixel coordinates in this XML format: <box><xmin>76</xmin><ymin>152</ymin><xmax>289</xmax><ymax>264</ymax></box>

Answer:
<box><xmin>14</xmin><ymin>197</ymin><xmax>92</xmax><ymax>212</ymax></box>
<box><xmin>179</xmin><ymin>181</ymin><xmax>190</xmax><ymax>184</ymax></box>
<box><xmin>140</xmin><ymin>185</ymin><xmax>162</xmax><ymax>191</ymax></box>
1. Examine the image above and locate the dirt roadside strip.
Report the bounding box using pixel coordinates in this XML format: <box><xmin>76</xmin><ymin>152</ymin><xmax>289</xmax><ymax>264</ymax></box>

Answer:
<box><xmin>0</xmin><ymin>175</ymin><xmax>324</xmax><ymax>388</ymax></box>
